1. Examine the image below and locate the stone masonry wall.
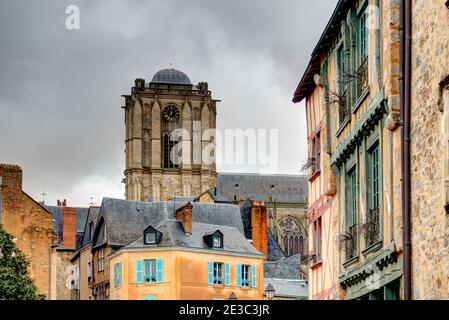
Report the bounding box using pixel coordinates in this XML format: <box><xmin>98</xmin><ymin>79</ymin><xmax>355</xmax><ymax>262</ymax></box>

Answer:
<box><xmin>410</xmin><ymin>0</ymin><xmax>449</xmax><ymax>299</ymax></box>
<box><xmin>0</xmin><ymin>164</ymin><xmax>56</xmax><ymax>297</ymax></box>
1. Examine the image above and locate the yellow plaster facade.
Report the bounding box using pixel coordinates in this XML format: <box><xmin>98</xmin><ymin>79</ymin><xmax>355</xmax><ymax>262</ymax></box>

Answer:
<box><xmin>109</xmin><ymin>249</ymin><xmax>264</xmax><ymax>300</ymax></box>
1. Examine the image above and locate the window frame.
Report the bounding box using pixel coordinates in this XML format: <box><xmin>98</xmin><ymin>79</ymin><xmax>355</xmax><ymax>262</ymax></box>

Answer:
<box><xmin>143</xmin><ymin>259</ymin><xmax>157</xmax><ymax>283</ymax></box>
<box><xmin>212</xmin><ymin>235</ymin><xmax>222</xmax><ymax>248</ymax></box>
<box><xmin>364</xmin><ymin>136</ymin><xmax>383</xmax><ymax>252</ymax></box>
<box><xmin>312</xmin><ymin>217</ymin><xmax>323</xmax><ymax>263</ymax></box>
<box><xmin>358</xmin><ymin>7</ymin><xmax>368</xmax><ymax>65</ymax></box>
<box><xmin>241</xmin><ymin>264</ymin><xmax>251</xmax><ymax>288</ymax></box>
<box><xmin>213</xmin><ymin>262</ymin><xmax>224</xmax><ymax>285</ymax></box>
<box><xmin>98</xmin><ymin>249</ymin><xmax>105</xmax><ymax>272</ymax></box>
<box><xmin>144</xmin><ymin>231</ymin><xmax>157</xmax><ymax>245</ymax></box>
<box><xmin>344</xmin><ymin>163</ymin><xmax>359</xmax><ymax>263</ymax></box>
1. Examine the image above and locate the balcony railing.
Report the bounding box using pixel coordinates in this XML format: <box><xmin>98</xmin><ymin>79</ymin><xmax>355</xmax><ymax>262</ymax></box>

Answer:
<box><xmin>345</xmin><ymin>224</ymin><xmax>358</xmax><ymax>261</ymax></box>
<box><xmin>338</xmin><ymin>90</ymin><xmax>350</xmax><ymax>127</ymax></box>
<box><xmin>356</xmin><ymin>56</ymin><xmax>369</xmax><ymax>99</ymax></box>
<box><xmin>364</xmin><ymin>207</ymin><xmax>380</xmax><ymax>247</ymax></box>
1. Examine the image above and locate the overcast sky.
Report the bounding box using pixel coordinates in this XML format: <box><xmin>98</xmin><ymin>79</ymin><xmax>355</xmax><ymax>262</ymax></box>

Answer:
<box><xmin>0</xmin><ymin>0</ymin><xmax>337</xmax><ymax>206</ymax></box>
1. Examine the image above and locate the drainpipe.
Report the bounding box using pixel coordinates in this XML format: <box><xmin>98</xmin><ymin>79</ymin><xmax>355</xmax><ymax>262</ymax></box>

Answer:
<box><xmin>400</xmin><ymin>0</ymin><xmax>412</xmax><ymax>300</ymax></box>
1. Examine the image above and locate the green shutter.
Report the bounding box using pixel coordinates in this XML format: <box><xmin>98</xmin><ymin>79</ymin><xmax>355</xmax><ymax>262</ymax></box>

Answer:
<box><xmin>251</xmin><ymin>265</ymin><xmax>257</xmax><ymax>288</ymax></box>
<box><xmin>136</xmin><ymin>259</ymin><xmax>143</xmax><ymax>284</ymax></box>
<box><xmin>118</xmin><ymin>262</ymin><xmax>122</xmax><ymax>286</ymax></box>
<box><xmin>236</xmin><ymin>264</ymin><xmax>242</xmax><ymax>287</ymax></box>
<box><xmin>207</xmin><ymin>262</ymin><xmax>214</xmax><ymax>285</ymax></box>
<box><xmin>224</xmin><ymin>264</ymin><xmax>230</xmax><ymax>286</ymax></box>
<box><xmin>113</xmin><ymin>263</ymin><xmax>117</xmax><ymax>288</ymax></box>
<box><xmin>156</xmin><ymin>259</ymin><xmax>164</xmax><ymax>283</ymax></box>
<box><xmin>143</xmin><ymin>296</ymin><xmax>157</xmax><ymax>300</ymax></box>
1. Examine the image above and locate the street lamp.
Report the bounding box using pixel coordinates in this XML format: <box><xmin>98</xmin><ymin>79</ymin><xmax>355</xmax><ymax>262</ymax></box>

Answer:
<box><xmin>228</xmin><ymin>292</ymin><xmax>238</xmax><ymax>300</ymax></box>
<box><xmin>233</xmin><ymin>184</ymin><xmax>239</xmax><ymax>203</ymax></box>
<box><xmin>265</xmin><ymin>284</ymin><xmax>275</xmax><ymax>300</ymax></box>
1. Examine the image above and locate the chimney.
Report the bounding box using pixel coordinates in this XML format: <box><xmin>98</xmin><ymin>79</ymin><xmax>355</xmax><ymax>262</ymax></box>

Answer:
<box><xmin>62</xmin><ymin>206</ymin><xmax>77</xmax><ymax>249</ymax></box>
<box><xmin>0</xmin><ymin>164</ymin><xmax>23</xmax><ymax>216</ymax></box>
<box><xmin>251</xmin><ymin>201</ymin><xmax>268</xmax><ymax>258</ymax></box>
<box><xmin>176</xmin><ymin>202</ymin><xmax>193</xmax><ymax>235</ymax></box>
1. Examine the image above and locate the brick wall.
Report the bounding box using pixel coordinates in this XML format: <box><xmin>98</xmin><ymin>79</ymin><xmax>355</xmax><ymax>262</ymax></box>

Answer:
<box><xmin>251</xmin><ymin>201</ymin><xmax>268</xmax><ymax>258</ymax></box>
<box><xmin>62</xmin><ymin>207</ymin><xmax>77</xmax><ymax>249</ymax></box>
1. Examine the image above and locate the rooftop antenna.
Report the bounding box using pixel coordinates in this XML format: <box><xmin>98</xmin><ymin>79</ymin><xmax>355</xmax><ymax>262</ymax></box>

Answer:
<box><xmin>40</xmin><ymin>189</ymin><xmax>47</xmax><ymax>205</ymax></box>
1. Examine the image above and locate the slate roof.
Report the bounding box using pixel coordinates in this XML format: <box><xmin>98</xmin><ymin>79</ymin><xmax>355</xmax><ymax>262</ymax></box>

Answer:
<box><xmin>267</xmin><ymin>228</ymin><xmax>287</xmax><ymax>261</ymax></box>
<box><xmin>292</xmin><ymin>0</ymin><xmax>349</xmax><ymax>103</ymax></box>
<box><xmin>94</xmin><ymin>198</ymin><xmax>245</xmax><ymax>248</ymax></box>
<box><xmin>45</xmin><ymin>206</ymin><xmax>90</xmax><ymax>244</ymax></box>
<box><xmin>216</xmin><ymin>173</ymin><xmax>308</xmax><ymax>204</ymax></box>
<box><xmin>264</xmin><ymin>278</ymin><xmax>308</xmax><ymax>299</ymax></box>
<box><xmin>76</xmin><ymin>208</ymin><xmax>89</xmax><ymax>233</ymax></box>
<box><xmin>46</xmin><ymin>206</ymin><xmax>64</xmax><ymax>243</ymax></box>
<box><xmin>125</xmin><ymin>219</ymin><xmax>262</xmax><ymax>256</ymax></box>
<box><xmin>264</xmin><ymin>253</ymin><xmax>306</xmax><ymax>280</ymax></box>
<box><xmin>79</xmin><ymin>206</ymin><xmax>100</xmax><ymax>249</ymax></box>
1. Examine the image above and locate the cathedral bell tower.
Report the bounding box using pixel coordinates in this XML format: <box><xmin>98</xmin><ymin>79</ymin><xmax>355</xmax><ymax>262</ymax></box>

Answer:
<box><xmin>123</xmin><ymin>68</ymin><xmax>219</xmax><ymax>202</ymax></box>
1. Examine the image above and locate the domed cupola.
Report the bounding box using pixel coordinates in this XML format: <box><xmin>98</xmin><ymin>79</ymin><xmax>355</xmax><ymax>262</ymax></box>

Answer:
<box><xmin>150</xmin><ymin>68</ymin><xmax>192</xmax><ymax>85</ymax></box>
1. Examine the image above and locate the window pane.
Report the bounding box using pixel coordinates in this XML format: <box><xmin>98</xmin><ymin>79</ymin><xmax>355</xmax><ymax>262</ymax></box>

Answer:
<box><xmin>213</xmin><ymin>235</ymin><xmax>221</xmax><ymax>247</ymax></box>
<box><xmin>144</xmin><ymin>259</ymin><xmax>157</xmax><ymax>283</ymax></box>
<box><xmin>213</xmin><ymin>262</ymin><xmax>223</xmax><ymax>285</ymax></box>
<box><xmin>145</xmin><ymin>232</ymin><xmax>156</xmax><ymax>244</ymax></box>
<box><xmin>241</xmin><ymin>265</ymin><xmax>250</xmax><ymax>287</ymax></box>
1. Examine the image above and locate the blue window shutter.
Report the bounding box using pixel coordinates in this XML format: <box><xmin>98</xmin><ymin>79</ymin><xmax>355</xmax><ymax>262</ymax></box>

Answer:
<box><xmin>143</xmin><ymin>296</ymin><xmax>157</xmax><ymax>300</ymax></box>
<box><xmin>236</xmin><ymin>264</ymin><xmax>242</xmax><ymax>287</ymax></box>
<box><xmin>118</xmin><ymin>262</ymin><xmax>122</xmax><ymax>286</ymax></box>
<box><xmin>113</xmin><ymin>264</ymin><xmax>117</xmax><ymax>287</ymax></box>
<box><xmin>136</xmin><ymin>259</ymin><xmax>143</xmax><ymax>284</ymax></box>
<box><xmin>207</xmin><ymin>262</ymin><xmax>214</xmax><ymax>285</ymax></box>
<box><xmin>156</xmin><ymin>259</ymin><xmax>164</xmax><ymax>283</ymax></box>
<box><xmin>252</xmin><ymin>265</ymin><xmax>257</xmax><ymax>288</ymax></box>
<box><xmin>224</xmin><ymin>264</ymin><xmax>230</xmax><ymax>286</ymax></box>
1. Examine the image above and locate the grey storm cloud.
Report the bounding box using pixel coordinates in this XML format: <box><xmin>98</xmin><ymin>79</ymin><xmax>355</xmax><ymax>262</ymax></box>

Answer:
<box><xmin>0</xmin><ymin>0</ymin><xmax>338</xmax><ymax>206</ymax></box>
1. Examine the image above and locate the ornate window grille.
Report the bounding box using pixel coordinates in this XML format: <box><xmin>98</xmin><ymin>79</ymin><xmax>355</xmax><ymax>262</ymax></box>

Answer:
<box><xmin>345</xmin><ymin>224</ymin><xmax>358</xmax><ymax>261</ymax></box>
<box><xmin>338</xmin><ymin>89</ymin><xmax>350</xmax><ymax>126</ymax></box>
<box><xmin>365</xmin><ymin>207</ymin><xmax>380</xmax><ymax>247</ymax></box>
<box><xmin>356</xmin><ymin>56</ymin><xmax>369</xmax><ymax>99</ymax></box>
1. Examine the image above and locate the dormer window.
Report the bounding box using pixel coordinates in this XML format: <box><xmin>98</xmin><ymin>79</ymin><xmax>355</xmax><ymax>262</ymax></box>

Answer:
<box><xmin>204</xmin><ymin>230</ymin><xmax>224</xmax><ymax>249</ymax></box>
<box><xmin>143</xmin><ymin>225</ymin><xmax>162</xmax><ymax>245</ymax></box>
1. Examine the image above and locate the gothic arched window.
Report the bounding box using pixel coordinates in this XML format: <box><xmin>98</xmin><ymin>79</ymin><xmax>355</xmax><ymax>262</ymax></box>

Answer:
<box><xmin>283</xmin><ymin>217</ymin><xmax>304</xmax><ymax>257</ymax></box>
<box><xmin>162</xmin><ymin>105</ymin><xmax>181</xmax><ymax>169</ymax></box>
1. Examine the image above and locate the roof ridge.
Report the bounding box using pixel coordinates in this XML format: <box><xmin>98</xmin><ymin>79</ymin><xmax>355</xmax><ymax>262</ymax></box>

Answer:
<box><xmin>219</xmin><ymin>172</ymin><xmax>307</xmax><ymax>178</ymax></box>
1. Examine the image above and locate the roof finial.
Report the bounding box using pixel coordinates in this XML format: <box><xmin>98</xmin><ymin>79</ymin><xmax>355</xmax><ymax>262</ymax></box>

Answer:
<box><xmin>169</xmin><ymin>62</ymin><xmax>174</xmax><ymax>70</ymax></box>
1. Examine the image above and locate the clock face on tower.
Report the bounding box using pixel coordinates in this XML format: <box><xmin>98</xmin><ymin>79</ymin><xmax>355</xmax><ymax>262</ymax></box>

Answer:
<box><xmin>163</xmin><ymin>105</ymin><xmax>180</xmax><ymax>122</ymax></box>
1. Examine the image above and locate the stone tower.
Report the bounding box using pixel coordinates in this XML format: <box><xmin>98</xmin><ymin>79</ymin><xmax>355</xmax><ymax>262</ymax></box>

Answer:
<box><xmin>123</xmin><ymin>68</ymin><xmax>219</xmax><ymax>202</ymax></box>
